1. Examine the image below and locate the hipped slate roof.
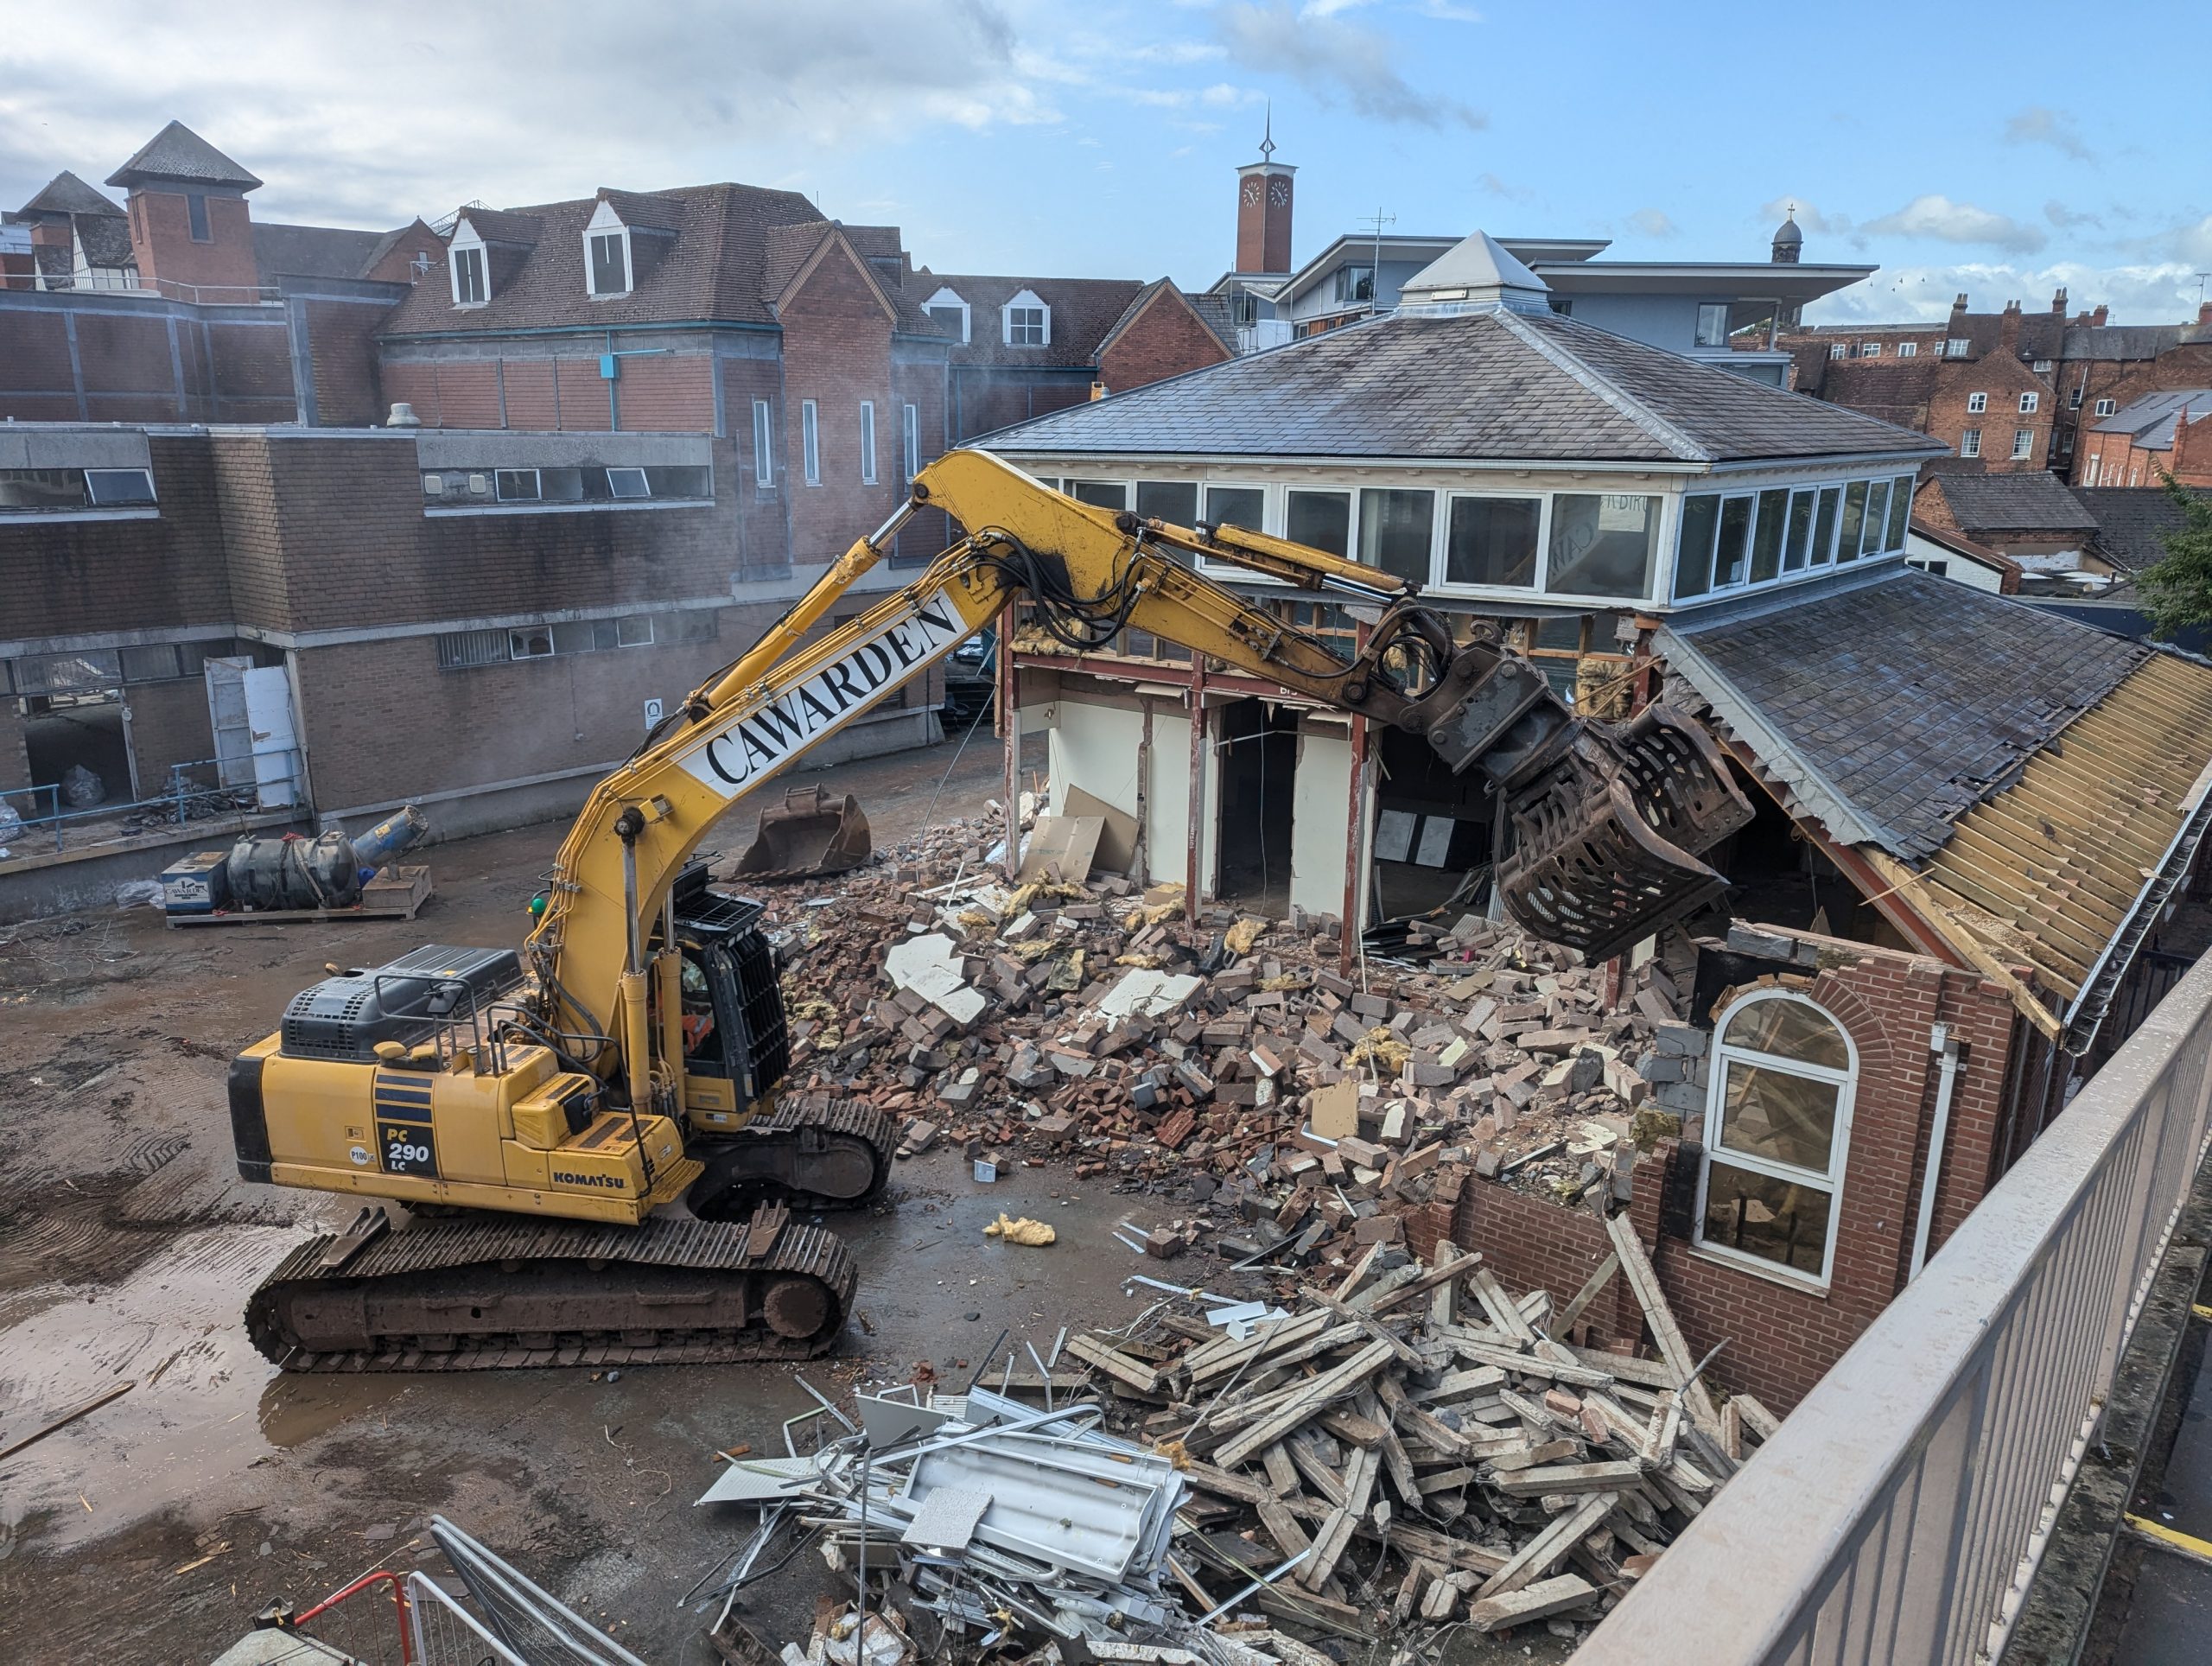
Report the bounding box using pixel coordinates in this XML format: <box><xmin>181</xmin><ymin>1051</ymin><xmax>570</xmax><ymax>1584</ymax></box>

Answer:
<box><xmin>976</xmin><ymin>307</ymin><xmax>1942</xmax><ymax>464</ymax></box>
<box><xmin>1926</xmin><ymin>471</ymin><xmax>2099</xmax><ymax>536</ymax></box>
<box><xmin>1658</xmin><ymin>568</ymin><xmax>2147</xmax><ymax>860</ymax></box>
<box><xmin>251</xmin><ymin>221</ymin><xmax>392</xmax><ymax>283</ymax></box>
<box><xmin>914</xmin><ymin>271</ymin><xmax>1149</xmax><ymax>367</ymax></box>
<box><xmin>107</xmin><ymin>121</ymin><xmax>261</xmax><ymax>191</ymax></box>
<box><xmin>17</xmin><ymin>171</ymin><xmax>123</xmax><ymax>219</ymax></box>
<box><xmin>2093</xmin><ymin>386</ymin><xmax>2212</xmax><ymax>449</ymax></box>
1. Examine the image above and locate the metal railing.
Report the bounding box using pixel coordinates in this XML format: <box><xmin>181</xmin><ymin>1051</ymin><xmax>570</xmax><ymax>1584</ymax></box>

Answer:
<box><xmin>0</xmin><ymin>749</ymin><xmax>304</xmax><ymax>861</ymax></box>
<box><xmin>7</xmin><ymin>272</ymin><xmax>283</xmax><ymax>305</ymax></box>
<box><xmin>1574</xmin><ymin>950</ymin><xmax>2212</xmax><ymax>1664</ymax></box>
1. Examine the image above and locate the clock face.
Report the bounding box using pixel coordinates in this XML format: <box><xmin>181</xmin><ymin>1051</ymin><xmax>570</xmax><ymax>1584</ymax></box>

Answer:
<box><xmin>1268</xmin><ymin>177</ymin><xmax>1291</xmax><ymax>207</ymax></box>
<box><xmin>1242</xmin><ymin>180</ymin><xmax>1262</xmax><ymax>207</ymax></box>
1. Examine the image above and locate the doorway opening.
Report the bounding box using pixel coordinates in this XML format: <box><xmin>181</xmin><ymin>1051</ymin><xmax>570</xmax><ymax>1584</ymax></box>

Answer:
<box><xmin>1370</xmin><ymin>724</ymin><xmax>1493</xmax><ymax>921</ymax></box>
<box><xmin>20</xmin><ymin>689</ymin><xmax>134</xmax><ymax>810</ymax></box>
<box><xmin>1214</xmin><ymin>696</ymin><xmax>1298</xmax><ymax>916</ymax></box>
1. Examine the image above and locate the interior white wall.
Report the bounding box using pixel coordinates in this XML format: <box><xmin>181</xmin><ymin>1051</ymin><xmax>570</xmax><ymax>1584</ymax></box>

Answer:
<box><xmin>1290</xmin><ymin>730</ymin><xmax>1352</xmax><ymax>918</ymax></box>
<box><xmin>1041</xmin><ymin>697</ymin><xmax>1205</xmax><ymax>887</ymax></box>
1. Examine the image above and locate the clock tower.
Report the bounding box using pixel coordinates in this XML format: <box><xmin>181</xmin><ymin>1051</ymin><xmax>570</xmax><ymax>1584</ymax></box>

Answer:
<box><xmin>1234</xmin><ymin>112</ymin><xmax>1294</xmax><ymax>275</ymax></box>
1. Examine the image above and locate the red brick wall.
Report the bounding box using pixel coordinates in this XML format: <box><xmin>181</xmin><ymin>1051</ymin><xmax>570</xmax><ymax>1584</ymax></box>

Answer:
<box><xmin>1098</xmin><ymin>290</ymin><xmax>1230</xmax><ymax>394</ymax></box>
<box><xmin>719</xmin><ymin>353</ymin><xmax>791</xmax><ymax>576</ymax></box>
<box><xmin>1440</xmin><ymin>932</ymin><xmax>2020</xmax><ymax>1413</ymax></box>
<box><xmin>614</xmin><ymin>353</ymin><xmax>715</xmax><ymax>431</ymax></box>
<box><xmin>205</xmin><ymin>319</ymin><xmax>297</xmax><ymax>423</ymax></box>
<box><xmin>1926</xmin><ymin>355</ymin><xmax>2052</xmax><ymax>470</ymax></box>
<box><xmin>0</xmin><ymin>307</ymin><xmax>81</xmax><ymax>419</ymax></box>
<box><xmin>128</xmin><ymin>189</ymin><xmax>260</xmax><ymax>294</ymax></box>
<box><xmin>949</xmin><ymin>366</ymin><xmax>1095</xmax><ymax>444</ymax></box>
<box><xmin>777</xmin><ymin>241</ymin><xmax>902</xmax><ymax>566</ymax></box>
<box><xmin>304</xmin><ymin>298</ymin><xmax>394</xmax><ymax>427</ymax></box>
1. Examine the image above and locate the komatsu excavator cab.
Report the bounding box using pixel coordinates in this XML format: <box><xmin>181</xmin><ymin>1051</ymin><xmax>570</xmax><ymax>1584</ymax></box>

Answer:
<box><xmin>661</xmin><ymin>865</ymin><xmax>789</xmax><ymax>1134</ymax></box>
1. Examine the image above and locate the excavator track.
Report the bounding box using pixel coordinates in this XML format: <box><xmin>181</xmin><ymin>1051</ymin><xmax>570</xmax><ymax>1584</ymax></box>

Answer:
<box><xmin>245</xmin><ymin>1211</ymin><xmax>855</xmax><ymax>1373</ymax></box>
<box><xmin>687</xmin><ymin>1096</ymin><xmax>898</xmax><ymax>1219</ymax></box>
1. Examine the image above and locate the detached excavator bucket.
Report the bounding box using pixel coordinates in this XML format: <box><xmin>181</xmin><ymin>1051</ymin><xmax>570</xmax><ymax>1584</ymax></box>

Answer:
<box><xmin>1496</xmin><ymin>707</ymin><xmax>1754</xmax><ymax>964</ymax></box>
<box><xmin>733</xmin><ymin>785</ymin><xmax>873</xmax><ymax>880</ymax></box>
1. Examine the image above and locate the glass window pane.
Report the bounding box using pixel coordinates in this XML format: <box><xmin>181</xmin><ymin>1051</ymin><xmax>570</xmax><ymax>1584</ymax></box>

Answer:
<box><xmin>1860</xmin><ymin>480</ymin><xmax>1890</xmax><ymax>556</ymax></box>
<box><xmin>86</xmin><ymin>468</ymin><xmax>156</xmax><ymax>506</ymax></box>
<box><xmin>1205</xmin><ymin>485</ymin><xmax>1264</xmax><ymax>532</ymax></box>
<box><xmin>1715</xmin><ymin>495</ymin><xmax>1753</xmax><ymax>587</ymax></box>
<box><xmin>1750</xmin><ymin>489</ymin><xmax>1789</xmax><ymax>582</ymax></box>
<box><xmin>1813</xmin><ymin>486</ymin><xmax>1840</xmax><ymax>563</ymax></box>
<box><xmin>1445</xmin><ymin>495</ymin><xmax>1541</xmax><ymax>588</ymax></box>
<box><xmin>1286</xmin><ymin>489</ymin><xmax>1351</xmax><ymax>556</ymax></box>
<box><xmin>1719</xmin><ymin>1059</ymin><xmax>1840</xmax><ymax>1172</ymax></box>
<box><xmin>1357</xmin><ymin>488</ymin><xmax>1435</xmax><ymax>584</ymax></box>
<box><xmin>1136</xmin><ymin>480</ymin><xmax>1198</xmax><ymax>525</ymax></box>
<box><xmin>1070</xmin><ymin>480</ymin><xmax>1128</xmax><ymax>509</ymax></box>
<box><xmin>1837</xmin><ymin>481</ymin><xmax>1868</xmax><ymax>562</ymax></box>
<box><xmin>1885</xmin><ymin>478</ymin><xmax>1912</xmax><ymax>550</ymax></box>
<box><xmin>539</xmin><ymin>467</ymin><xmax>585</xmax><ymax>502</ymax></box>
<box><xmin>494</xmin><ymin>469</ymin><xmax>539</xmax><ymax>502</ymax></box>
<box><xmin>1725</xmin><ymin>998</ymin><xmax>1850</xmax><ymax>1069</ymax></box>
<box><xmin>643</xmin><ymin>465</ymin><xmax>710</xmax><ymax>499</ymax></box>
<box><xmin>1548</xmin><ymin>493</ymin><xmax>1659</xmax><ymax>598</ymax></box>
<box><xmin>1674</xmin><ymin>495</ymin><xmax>1719</xmax><ymax>599</ymax></box>
<box><xmin>1783</xmin><ymin>491</ymin><xmax>1815</xmax><ymax>571</ymax></box>
<box><xmin>1702</xmin><ymin>1160</ymin><xmax>1833</xmax><ymax>1278</ymax></box>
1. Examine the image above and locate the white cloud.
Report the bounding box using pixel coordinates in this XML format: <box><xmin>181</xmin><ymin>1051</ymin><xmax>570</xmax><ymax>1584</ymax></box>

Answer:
<box><xmin>2004</xmin><ymin>105</ymin><xmax>2091</xmax><ymax>162</ymax></box>
<box><xmin>0</xmin><ymin>0</ymin><xmax>1100</xmax><ymax>227</ymax></box>
<box><xmin>1627</xmin><ymin>207</ymin><xmax>1675</xmax><ymax>238</ymax></box>
<box><xmin>1412</xmin><ymin>0</ymin><xmax>1484</xmax><ymax>19</ymax></box>
<box><xmin>1807</xmin><ymin>260</ymin><xmax>2206</xmax><ymax>327</ymax></box>
<box><xmin>2045</xmin><ymin>200</ymin><xmax>2101</xmax><ymax>230</ymax></box>
<box><xmin>1215</xmin><ymin>2</ymin><xmax>1483</xmax><ymax>128</ymax></box>
<box><xmin>1861</xmin><ymin>194</ymin><xmax>2046</xmax><ymax>254</ymax></box>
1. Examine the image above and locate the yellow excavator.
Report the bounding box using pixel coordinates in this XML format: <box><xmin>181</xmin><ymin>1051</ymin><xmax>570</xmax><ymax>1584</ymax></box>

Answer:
<box><xmin>233</xmin><ymin>448</ymin><xmax>1751</xmax><ymax>1371</ymax></box>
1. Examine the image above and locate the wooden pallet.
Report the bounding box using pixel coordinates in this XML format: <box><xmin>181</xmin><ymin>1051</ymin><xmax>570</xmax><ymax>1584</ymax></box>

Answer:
<box><xmin>166</xmin><ymin>864</ymin><xmax>434</xmax><ymax>927</ymax></box>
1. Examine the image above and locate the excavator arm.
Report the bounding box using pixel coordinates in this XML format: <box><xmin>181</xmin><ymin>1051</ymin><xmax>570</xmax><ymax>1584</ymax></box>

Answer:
<box><xmin>524</xmin><ymin>448</ymin><xmax>1751</xmax><ymax>1116</ymax></box>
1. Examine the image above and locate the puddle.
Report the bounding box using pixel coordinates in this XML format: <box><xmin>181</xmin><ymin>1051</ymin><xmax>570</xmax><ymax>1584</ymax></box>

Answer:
<box><xmin>0</xmin><ymin>1223</ymin><xmax>312</xmax><ymax>1550</ymax></box>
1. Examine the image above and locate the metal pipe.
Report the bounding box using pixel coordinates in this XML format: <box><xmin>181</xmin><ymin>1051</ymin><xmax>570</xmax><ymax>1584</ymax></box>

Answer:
<box><xmin>1185</xmin><ymin>654</ymin><xmax>1205</xmax><ymax>925</ymax></box>
<box><xmin>656</xmin><ymin>889</ymin><xmax>685</xmax><ymax>1120</ymax></box>
<box><xmin>1910</xmin><ymin>1025</ymin><xmax>1963</xmax><ymax>1280</ymax></box>
<box><xmin>619</xmin><ymin>830</ymin><xmax>652</xmax><ymax>1112</ymax></box>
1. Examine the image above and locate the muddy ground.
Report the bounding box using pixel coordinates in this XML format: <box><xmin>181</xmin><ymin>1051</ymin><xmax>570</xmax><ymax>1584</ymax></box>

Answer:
<box><xmin>0</xmin><ymin>736</ymin><xmax>1184</xmax><ymax>1665</ymax></box>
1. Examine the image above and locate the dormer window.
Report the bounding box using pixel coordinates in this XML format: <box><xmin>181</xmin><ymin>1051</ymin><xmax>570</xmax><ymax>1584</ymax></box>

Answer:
<box><xmin>449</xmin><ymin>221</ymin><xmax>488</xmax><ymax>307</ymax></box>
<box><xmin>922</xmin><ymin>286</ymin><xmax>970</xmax><ymax>344</ymax></box>
<box><xmin>583</xmin><ymin>202</ymin><xmax>633</xmax><ymax>298</ymax></box>
<box><xmin>1003</xmin><ymin>289</ymin><xmax>1050</xmax><ymax>347</ymax></box>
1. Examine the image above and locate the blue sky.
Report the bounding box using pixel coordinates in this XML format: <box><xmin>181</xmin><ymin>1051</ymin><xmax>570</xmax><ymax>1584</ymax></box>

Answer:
<box><xmin>5</xmin><ymin>0</ymin><xmax>2209</xmax><ymax>323</ymax></box>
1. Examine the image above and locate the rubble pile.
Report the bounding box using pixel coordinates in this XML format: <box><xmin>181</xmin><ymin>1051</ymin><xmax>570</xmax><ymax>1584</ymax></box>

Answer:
<box><xmin>743</xmin><ymin>811</ymin><xmax>1707</xmax><ymax>1241</ymax></box>
<box><xmin>695</xmin><ymin>1241</ymin><xmax>1771</xmax><ymax>1662</ymax></box>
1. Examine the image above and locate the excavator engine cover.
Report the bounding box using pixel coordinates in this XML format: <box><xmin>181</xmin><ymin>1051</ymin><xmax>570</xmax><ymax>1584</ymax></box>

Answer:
<box><xmin>732</xmin><ymin>785</ymin><xmax>872</xmax><ymax>881</ymax></box>
<box><xmin>1496</xmin><ymin>709</ymin><xmax>1753</xmax><ymax>964</ymax></box>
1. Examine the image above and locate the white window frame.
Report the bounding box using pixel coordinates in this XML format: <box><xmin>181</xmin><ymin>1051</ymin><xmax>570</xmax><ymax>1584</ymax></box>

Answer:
<box><xmin>858</xmin><ymin>401</ymin><xmax>877</xmax><ymax>486</ymax></box>
<box><xmin>1433</xmin><ymin>489</ymin><xmax>1551</xmax><ymax>595</ymax></box>
<box><xmin>1065</xmin><ymin>479</ymin><xmax>1132</xmax><ymax>512</ymax></box>
<box><xmin>1693</xmin><ymin>989</ymin><xmax>1858</xmax><ymax>1290</ymax></box>
<box><xmin>586</xmin><ymin>229</ymin><xmax>631</xmax><ymax>298</ymax></box>
<box><xmin>2094</xmin><ymin>397</ymin><xmax>2116</xmax><ymax>417</ymax></box>
<box><xmin>801</xmin><ymin>400</ymin><xmax>820</xmax><ymax>486</ymax></box>
<box><xmin>2031</xmin><ymin>359</ymin><xmax>2054</xmax><ymax>373</ymax></box>
<box><xmin>2012</xmin><ymin>428</ymin><xmax>2035</xmax><ymax>461</ymax></box>
<box><xmin>1002</xmin><ymin>289</ymin><xmax>1051</xmax><ymax>347</ymax></box>
<box><xmin>901</xmin><ymin>403</ymin><xmax>919</xmax><ymax>483</ymax></box>
<box><xmin>1896</xmin><ymin>340</ymin><xmax>1918</xmax><ymax>358</ymax></box>
<box><xmin>493</xmin><ymin>467</ymin><xmax>541</xmax><ymax>503</ymax></box>
<box><xmin>1694</xmin><ymin>303</ymin><xmax>1730</xmax><ymax>349</ymax></box>
<box><xmin>1827</xmin><ymin>343</ymin><xmax>1847</xmax><ymax>361</ymax></box>
<box><xmin>752</xmin><ymin>400</ymin><xmax>774</xmax><ymax>487</ymax></box>
<box><xmin>606</xmin><ymin>467</ymin><xmax>649</xmax><ymax>499</ymax></box>
<box><xmin>508</xmin><ymin>626</ymin><xmax>555</xmax><ymax>660</ymax></box>
<box><xmin>921</xmin><ymin>286</ymin><xmax>971</xmax><ymax>344</ymax></box>
<box><xmin>1858</xmin><ymin>341</ymin><xmax>1882</xmax><ymax>357</ymax></box>
<box><xmin>1193</xmin><ymin>480</ymin><xmax>1275</xmax><ymax>583</ymax></box>
<box><xmin>1966</xmin><ymin>391</ymin><xmax>1987</xmax><ymax>414</ymax></box>
<box><xmin>1945</xmin><ymin>337</ymin><xmax>1971</xmax><ymax>359</ymax></box>
<box><xmin>450</xmin><ymin>233</ymin><xmax>488</xmax><ymax>308</ymax></box>
<box><xmin>2018</xmin><ymin>391</ymin><xmax>2039</xmax><ymax>414</ymax></box>
<box><xmin>1961</xmin><ymin>429</ymin><xmax>1981</xmax><ymax>459</ymax></box>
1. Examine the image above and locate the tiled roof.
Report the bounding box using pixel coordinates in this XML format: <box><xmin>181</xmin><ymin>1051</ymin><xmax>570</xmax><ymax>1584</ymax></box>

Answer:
<box><xmin>106</xmin><ymin>121</ymin><xmax>262</xmax><ymax>190</ymax></box>
<box><xmin>1929</xmin><ymin>471</ymin><xmax>2100</xmax><ymax>535</ymax></box>
<box><xmin>251</xmin><ymin>221</ymin><xmax>391</xmax><ymax>283</ymax></box>
<box><xmin>19</xmin><ymin>171</ymin><xmax>122</xmax><ymax>219</ymax></box>
<box><xmin>73</xmin><ymin>214</ymin><xmax>135</xmax><ymax>270</ymax></box>
<box><xmin>1799</xmin><ymin>358</ymin><xmax>1938</xmax><ymax>429</ymax></box>
<box><xmin>1185</xmin><ymin>289</ymin><xmax>1238</xmax><ymax>347</ymax></box>
<box><xmin>2060</xmin><ymin>322</ymin><xmax>2202</xmax><ymax>360</ymax></box>
<box><xmin>380</xmin><ymin>183</ymin><xmax>829</xmax><ymax>335</ymax></box>
<box><xmin>1095</xmin><ymin>278</ymin><xmax>1231</xmax><ymax>360</ymax></box>
<box><xmin>979</xmin><ymin>305</ymin><xmax>1941</xmax><ymax>464</ymax></box>
<box><xmin>1660</xmin><ymin>568</ymin><xmax>2147</xmax><ymax>860</ymax></box>
<box><xmin>913</xmin><ymin>271</ymin><xmax>1147</xmax><ymax>367</ymax></box>
<box><xmin>2092</xmin><ymin>386</ymin><xmax>2212</xmax><ymax>449</ymax></box>
<box><xmin>2074</xmin><ymin>486</ymin><xmax>2190</xmax><ymax>572</ymax></box>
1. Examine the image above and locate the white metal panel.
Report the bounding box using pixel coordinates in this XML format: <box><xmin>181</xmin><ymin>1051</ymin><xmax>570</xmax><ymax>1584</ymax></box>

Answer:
<box><xmin>242</xmin><ymin>664</ymin><xmax>298</xmax><ymax>809</ymax></box>
<box><xmin>1289</xmin><ymin>731</ymin><xmax>1352</xmax><ymax>915</ymax></box>
<box><xmin>204</xmin><ymin>656</ymin><xmax>255</xmax><ymax>790</ymax></box>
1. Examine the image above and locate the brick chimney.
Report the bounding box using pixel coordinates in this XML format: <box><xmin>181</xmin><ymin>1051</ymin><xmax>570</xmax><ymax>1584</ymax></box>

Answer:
<box><xmin>2091</xmin><ymin>305</ymin><xmax>2109</xmax><ymax>327</ymax></box>
<box><xmin>2050</xmin><ymin>286</ymin><xmax>2067</xmax><ymax>315</ymax></box>
<box><xmin>2199</xmin><ymin>302</ymin><xmax>2212</xmax><ymax>327</ymax></box>
<box><xmin>1999</xmin><ymin>300</ymin><xmax>2022</xmax><ymax>353</ymax></box>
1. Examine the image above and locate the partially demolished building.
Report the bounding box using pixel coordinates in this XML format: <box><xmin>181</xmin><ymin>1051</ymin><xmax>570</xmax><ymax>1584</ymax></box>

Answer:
<box><xmin>974</xmin><ymin>231</ymin><xmax>2212</xmax><ymax>1402</ymax></box>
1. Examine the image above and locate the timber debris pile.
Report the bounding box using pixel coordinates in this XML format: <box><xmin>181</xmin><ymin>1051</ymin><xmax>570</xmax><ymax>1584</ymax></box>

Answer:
<box><xmin>696</xmin><ymin>1239</ymin><xmax>1772</xmax><ymax>1661</ymax></box>
<box><xmin>741</xmin><ymin>804</ymin><xmax>1707</xmax><ymax>1235</ymax></box>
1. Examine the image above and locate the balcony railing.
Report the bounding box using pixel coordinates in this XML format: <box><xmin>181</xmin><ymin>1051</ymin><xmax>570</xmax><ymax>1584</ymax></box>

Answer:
<box><xmin>1573</xmin><ymin>949</ymin><xmax>2212</xmax><ymax>1663</ymax></box>
<box><xmin>1</xmin><ymin>271</ymin><xmax>282</xmax><ymax>305</ymax></box>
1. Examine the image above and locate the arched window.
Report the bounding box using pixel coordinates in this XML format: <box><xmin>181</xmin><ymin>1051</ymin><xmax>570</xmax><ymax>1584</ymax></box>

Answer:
<box><xmin>1694</xmin><ymin>990</ymin><xmax>1855</xmax><ymax>1286</ymax></box>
